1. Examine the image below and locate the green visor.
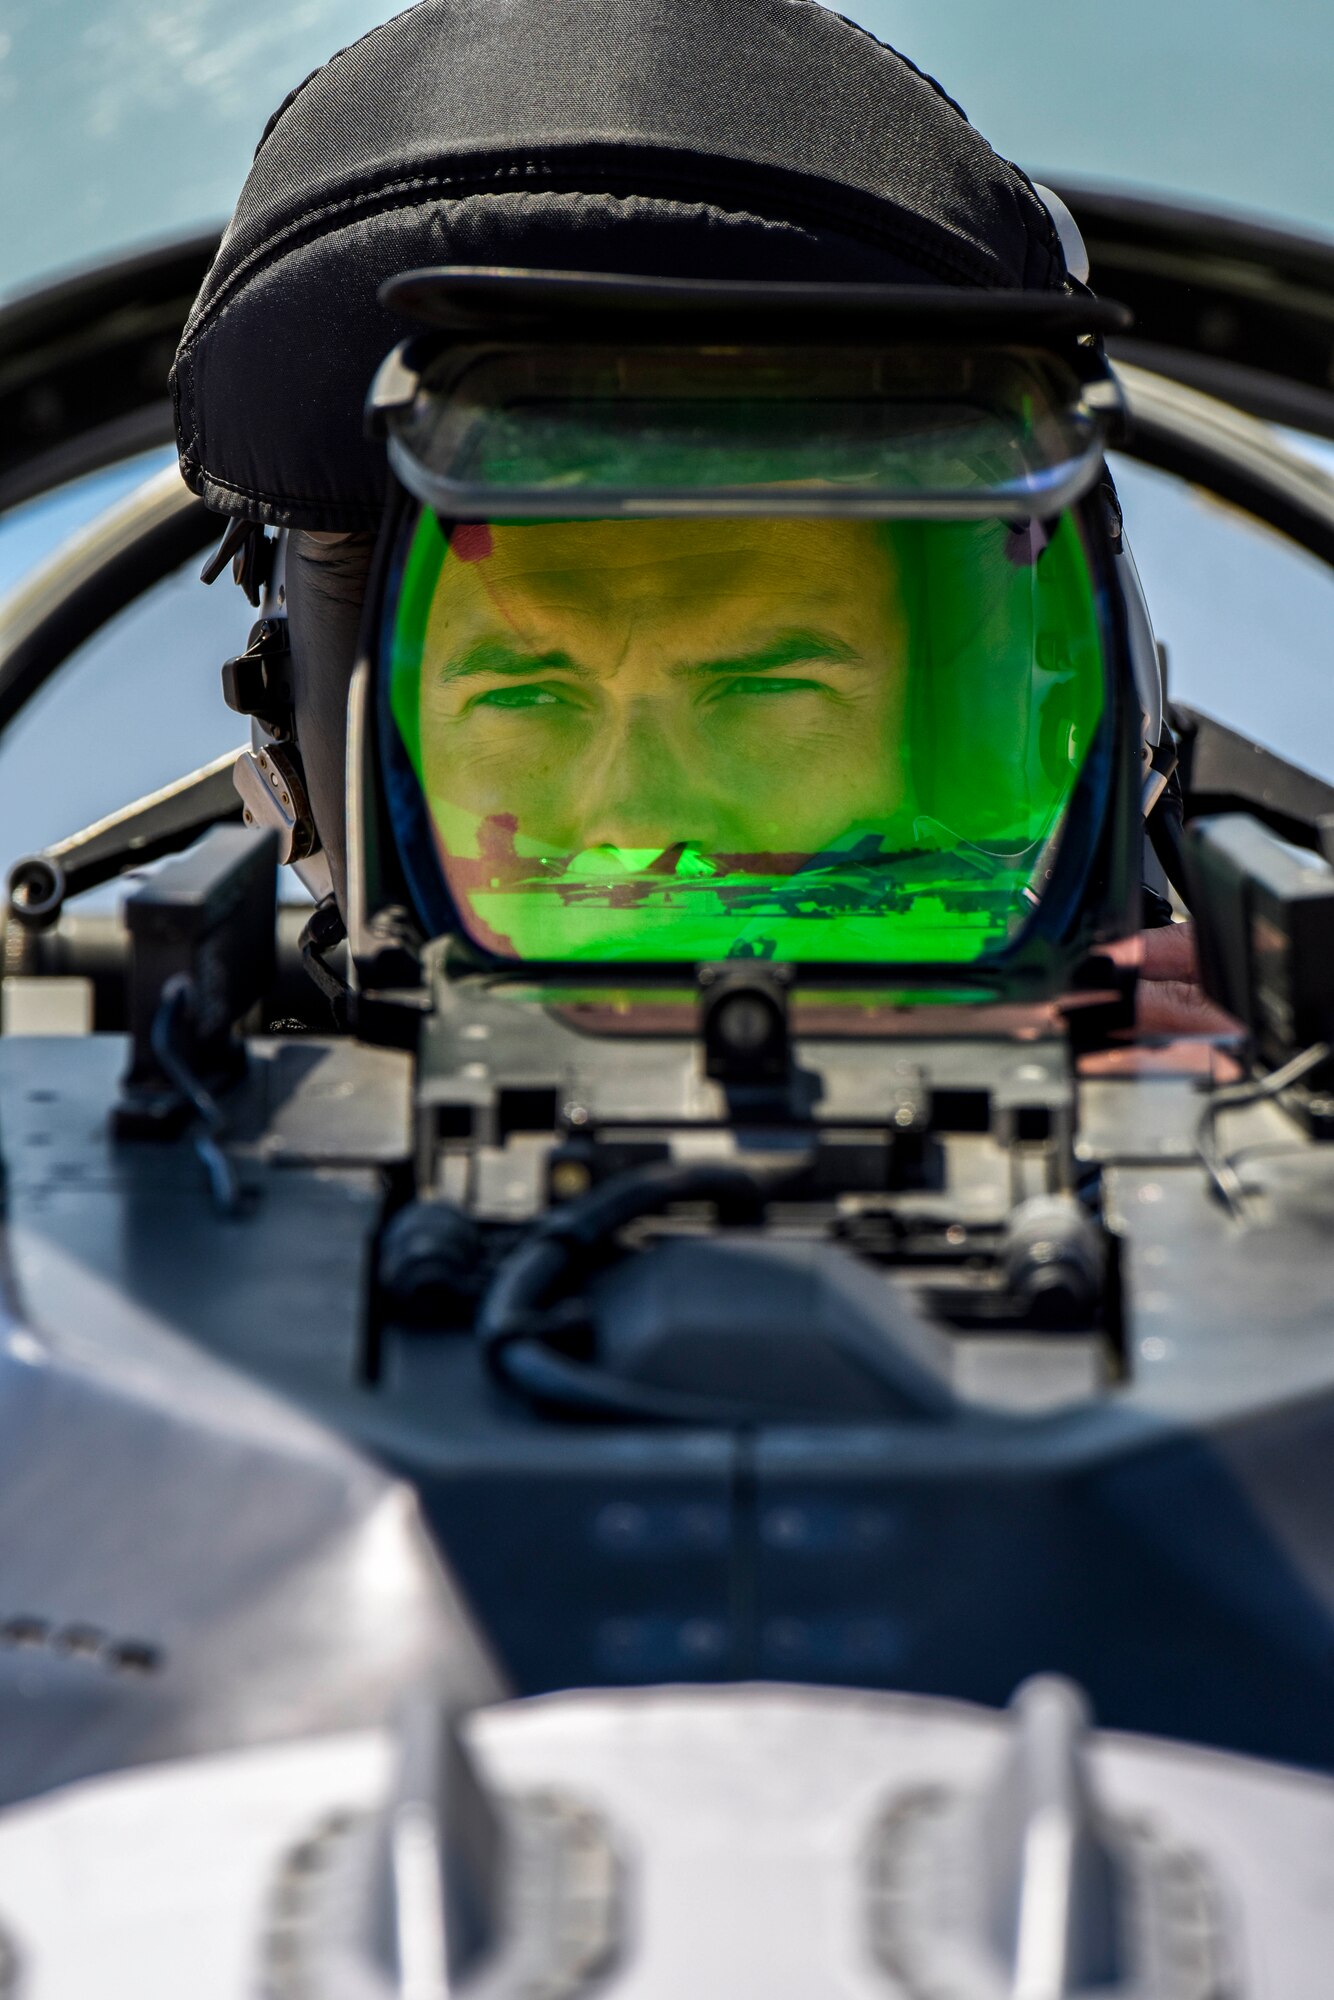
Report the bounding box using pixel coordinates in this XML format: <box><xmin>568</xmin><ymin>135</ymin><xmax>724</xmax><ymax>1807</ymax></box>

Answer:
<box><xmin>376</xmin><ymin>330</ymin><xmax>1115</xmax><ymax>967</ymax></box>
<box><xmin>381</xmin><ymin>506</ymin><xmax>1108</xmax><ymax>966</ymax></box>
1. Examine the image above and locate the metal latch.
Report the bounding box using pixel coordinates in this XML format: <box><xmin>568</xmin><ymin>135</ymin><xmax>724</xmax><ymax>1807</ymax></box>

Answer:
<box><xmin>233</xmin><ymin>743</ymin><xmax>317</xmax><ymax>865</ymax></box>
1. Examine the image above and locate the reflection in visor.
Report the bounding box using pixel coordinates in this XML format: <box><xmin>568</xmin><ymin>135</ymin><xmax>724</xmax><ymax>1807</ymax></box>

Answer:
<box><xmin>384</xmin><ymin>511</ymin><xmax>1105</xmax><ymax>963</ymax></box>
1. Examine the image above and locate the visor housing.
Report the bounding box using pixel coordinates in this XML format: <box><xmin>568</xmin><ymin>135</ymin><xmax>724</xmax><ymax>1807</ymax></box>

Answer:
<box><xmin>383</xmin><ymin>337</ymin><xmax>1116</xmax><ymax>524</ymax></box>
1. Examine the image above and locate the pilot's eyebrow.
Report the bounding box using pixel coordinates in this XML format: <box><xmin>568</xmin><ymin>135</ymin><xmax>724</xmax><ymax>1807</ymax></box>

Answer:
<box><xmin>434</xmin><ymin>639</ymin><xmax>589</xmax><ymax>681</ymax></box>
<box><xmin>435</xmin><ymin>628</ymin><xmax>862</xmax><ymax>683</ymax></box>
<box><xmin>671</xmin><ymin>629</ymin><xmax>862</xmax><ymax>680</ymax></box>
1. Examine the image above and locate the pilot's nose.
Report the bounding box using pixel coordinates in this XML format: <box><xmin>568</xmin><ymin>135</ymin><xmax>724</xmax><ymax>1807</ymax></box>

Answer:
<box><xmin>574</xmin><ymin>699</ymin><xmax>708</xmax><ymax>853</ymax></box>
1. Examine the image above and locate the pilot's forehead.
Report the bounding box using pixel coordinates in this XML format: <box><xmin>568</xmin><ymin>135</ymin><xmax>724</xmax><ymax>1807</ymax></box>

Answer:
<box><xmin>441</xmin><ymin>517</ymin><xmax>902</xmax><ymax>596</ymax></box>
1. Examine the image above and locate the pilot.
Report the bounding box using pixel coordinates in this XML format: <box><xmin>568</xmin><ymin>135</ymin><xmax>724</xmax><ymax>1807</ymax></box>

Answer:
<box><xmin>173</xmin><ymin>0</ymin><xmax>1216</xmax><ymax>1019</ymax></box>
<box><xmin>384</xmin><ymin>504</ymin><xmax>1112</xmax><ymax>958</ymax></box>
<box><xmin>407</xmin><ymin>516</ymin><xmax>915</xmax><ymax>872</ymax></box>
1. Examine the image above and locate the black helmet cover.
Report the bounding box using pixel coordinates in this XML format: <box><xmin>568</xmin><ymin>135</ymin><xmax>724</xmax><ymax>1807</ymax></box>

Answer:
<box><xmin>171</xmin><ymin>0</ymin><xmax>1069</xmax><ymax>531</ymax></box>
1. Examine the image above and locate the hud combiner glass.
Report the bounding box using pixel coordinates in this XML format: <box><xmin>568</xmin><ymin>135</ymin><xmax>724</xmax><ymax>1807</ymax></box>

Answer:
<box><xmin>372</xmin><ymin>305</ymin><xmax>1130</xmax><ymax>973</ymax></box>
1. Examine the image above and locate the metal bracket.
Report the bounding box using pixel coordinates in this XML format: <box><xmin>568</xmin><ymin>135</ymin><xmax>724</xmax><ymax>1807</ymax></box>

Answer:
<box><xmin>113</xmin><ymin>824</ymin><xmax>278</xmax><ymax>1138</ymax></box>
<box><xmin>697</xmin><ymin>963</ymin><xmax>793</xmax><ymax>1089</ymax></box>
<box><xmin>234</xmin><ymin>742</ymin><xmax>317</xmax><ymax>866</ymax></box>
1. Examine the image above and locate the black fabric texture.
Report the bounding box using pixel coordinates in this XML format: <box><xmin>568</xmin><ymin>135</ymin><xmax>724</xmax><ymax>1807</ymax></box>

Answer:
<box><xmin>172</xmin><ymin>0</ymin><xmax>1068</xmax><ymax>530</ymax></box>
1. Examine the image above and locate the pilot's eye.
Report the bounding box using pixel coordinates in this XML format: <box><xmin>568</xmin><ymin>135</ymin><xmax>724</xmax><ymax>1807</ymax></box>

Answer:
<box><xmin>712</xmin><ymin>675</ymin><xmax>827</xmax><ymax>700</ymax></box>
<box><xmin>469</xmin><ymin>683</ymin><xmax>571</xmax><ymax>711</ymax></box>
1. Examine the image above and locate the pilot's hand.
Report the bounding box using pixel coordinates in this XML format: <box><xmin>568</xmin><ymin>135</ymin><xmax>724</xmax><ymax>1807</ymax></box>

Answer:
<box><xmin>1107</xmin><ymin>923</ymin><xmax>1239</xmax><ymax>1037</ymax></box>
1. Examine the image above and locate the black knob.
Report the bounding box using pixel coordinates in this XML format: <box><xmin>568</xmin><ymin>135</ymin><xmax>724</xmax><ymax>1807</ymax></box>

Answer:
<box><xmin>379</xmin><ymin>1200</ymin><xmax>485</xmax><ymax>1329</ymax></box>
<box><xmin>6</xmin><ymin>855</ymin><xmax>66</xmax><ymax>931</ymax></box>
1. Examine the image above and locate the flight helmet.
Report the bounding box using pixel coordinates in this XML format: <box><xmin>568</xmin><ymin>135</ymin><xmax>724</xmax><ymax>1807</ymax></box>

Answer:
<box><xmin>173</xmin><ymin>0</ymin><xmax>1161</xmax><ymax>985</ymax></box>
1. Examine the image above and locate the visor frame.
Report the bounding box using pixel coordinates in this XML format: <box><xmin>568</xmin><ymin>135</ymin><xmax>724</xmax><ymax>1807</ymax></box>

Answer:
<box><xmin>378</xmin><ymin>267</ymin><xmax>1132</xmax><ymax>339</ymax></box>
<box><xmin>362</xmin><ymin>473</ymin><xmax>1140</xmax><ymax>999</ymax></box>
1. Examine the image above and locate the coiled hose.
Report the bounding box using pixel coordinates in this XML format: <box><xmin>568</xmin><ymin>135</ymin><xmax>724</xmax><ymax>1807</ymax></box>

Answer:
<box><xmin>477</xmin><ymin>1155</ymin><xmax>808</xmax><ymax>1423</ymax></box>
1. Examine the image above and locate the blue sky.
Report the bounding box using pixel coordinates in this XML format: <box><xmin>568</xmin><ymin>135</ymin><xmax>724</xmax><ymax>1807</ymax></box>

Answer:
<box><xmin>2</xmin><ymin>0</ymin><xmax>1331</xmax><ymax>301</ymax></box>
<box><xmin>858</xmin><ymin>0</ymin><xmax>1334</xmax><ymax>233</ymax></box>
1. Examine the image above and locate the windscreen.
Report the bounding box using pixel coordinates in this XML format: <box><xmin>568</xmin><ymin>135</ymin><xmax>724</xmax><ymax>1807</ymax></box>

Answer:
<box><xmin>380</xmin><ymin>505</ymin><xmax>1107</xmax><ymax>964</ymax></box>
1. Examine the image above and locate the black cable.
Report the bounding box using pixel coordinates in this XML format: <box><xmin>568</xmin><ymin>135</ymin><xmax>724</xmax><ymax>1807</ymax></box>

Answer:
<box><xmin>149</xmin><ymin>975</ymin><xmax>243</xmax><ymax>1217</ymax></box>
<box><xmin>1196</xmin><ymin>1040</ymin><xmax>1331</xmax><ymax>1219</ymax></box>
<box><xmin>477</xmin><ymin>1154</ymin><xmax>810</xmax><ymax>1423</ymax></box>
<box><xmin>489</xmin><ymin>1337</ymin><xmax>772</xmax><ymax>1426</ymax></box>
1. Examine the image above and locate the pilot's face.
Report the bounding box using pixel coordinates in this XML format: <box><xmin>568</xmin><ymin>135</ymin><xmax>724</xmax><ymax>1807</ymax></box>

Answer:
<box><xmin>415</xmin><ymin>516</ymin><xmax>910</xmax><ymax>866</ymax></box>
